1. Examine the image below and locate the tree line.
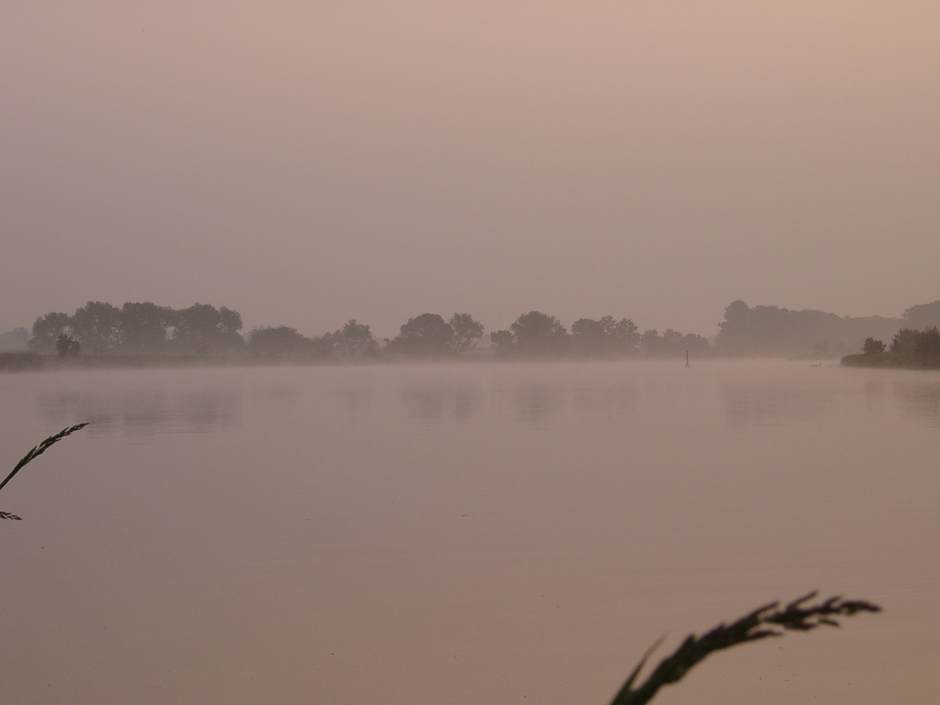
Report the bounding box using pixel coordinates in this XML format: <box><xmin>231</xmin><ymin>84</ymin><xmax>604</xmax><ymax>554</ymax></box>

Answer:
<box><xmin>714</xmin><ymin>300</ymin><xmax>908</xmax><ymax>357</ymax></box>
<box><xmin>22</xmin><ymin>298</ymin><xmax>940</xmax><ymax>361</ymax></box>
<box><xmin>26</xmin><ymin>301</ymin><xmax>711</xmax><ymax>361</ymax></box>
<box><xmin>851</xmin><ymin>327</ymin><xmax>940</xmax><ymax>367</ymax></box>
<box><xmin>30</xmin><ymin>302</ymin><xmax>244</xmax><ymax>357</ymax></box>
<box><xmin>488</xmin><ymin>311</ymin><xmax>709</xmax><ymax>358</ymax></box>
<box><xmin>717</xmin><ymin>299</ymin><xmax>940</xmax><ymax>358</ymax></box>
<box><xmin>210</xmin><ymin>310</ymin><xmax>710</xmax><ymax>359</ymax></box>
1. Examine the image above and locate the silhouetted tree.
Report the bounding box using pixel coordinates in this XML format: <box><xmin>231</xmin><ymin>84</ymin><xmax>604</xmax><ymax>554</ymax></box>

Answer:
<box><xmin>171</xmin><ymin>303</ymin><xmax>244</xmax><ymax>355</ymax></box>
<box><xmin>604</xmin><ymin>316</ymin><xmax>640</xmax><ymax>355</ymax></box>
<box><xmin>71</xmin><ymin>301</ymin><xmax>123</xmax><ymax>354</ymax></box>
<box><xmin>686</xmin><ymin>333</ymin><xmax>711</xmax><ymax>355</ymax></box>
<box><xmin>248</xmin><ymin>326</ymin><xmax>309</xmax><ymax>357</ymax></box>
<box><xmin>862</xmin><ymin>337</ymin><xmax>886</xmax><ymax>355</ymax></box>
<box><xmin>640</xmin><ymin>329</ymin><xmax>662</xmax><ymax>356</ymax></box>
<box><xmin>850</xmin><ymin>327</ymin><xmax>940</xmax><ymax>367</ymax></box>
<box><xmin>915</xmin><ymin>326</ymin><xmax>940</xmax><ymax>358</ymax></box>
<box><xmin>571</xmin><ymin>318</ymin><xmax>606</xmax><ymax>356</ymax></box>
<box><xmin>120</xmin><ymin>302</ymin><xmax>172</xmax><ymax>354</ymax></box>
<box><xmin>335</xmin><ymin>319</ymin><xmax>377</xmax><ymax>359</ymax></box>
<box><xmin>388</xmin><ymin>313</ymin><xmax>454</xmax><ymax>357</ymax></box>
<box><xmin>510</xmin><ymin>311</ymin><xmax>567</xmax><ymax>356</ymax></box>
<box><xmin>308</xmin><ymin>332</ymin><xmax>338</xmax><ymax>359</ymax></box>
<box><xmin>662</xmin><ymin>329</ymin><xmax>684</xmax><ymax>355</ymax></box>
<box><xmin>29</xmin><ymin>312</ymin><xmax>73</xmax><ymax>354</ymax></box>
<box><xmin>28</xmin><ymin>300</ymin><xmax>246</xmax><ymax>357</ymax></box>
<box><xmin>55</xmin><ymin>333</ymin><xmax>80</xmax><ymax>357</ymax></box>
<box><xmin>570</xmin><ymin>316</ymin><xmax>639</xmax><ymax>356</ymax></box>
<box><xmin>891</xmin><ymin>328</ymin><xmax>919</xmax><ymax>357</ymax></box>
<box><xmin>902</xmin><ymin>301</ymin><xmax>940</xmax><ymax>330</ymax></box>
<box><xmin>715</xmin><ymin>300</ymin><xmax>752</xmax><ymax>354</ymax></box>
<box><xmin>219</xmin><ymin>306</ymin><xmax>243</xmax><ymax>337</ymax></box>
<box><xmin>716</xmin><ymin>299</ymin><xmax>901</xmax><ymax>357</ymax></box>
<box><xmin>641</xmin><ymin>329</ymin><xmax>710</xmax><ymax>358</ymax></box>
<box><xmin>449</xmin><ymin>313</ymin><xmax>485</xmax><ymax>353</ymax></box>
<box><xmin>490</xmin><ymin>330</ymin><xmax>514</xmax><ymax>356</ymax></box>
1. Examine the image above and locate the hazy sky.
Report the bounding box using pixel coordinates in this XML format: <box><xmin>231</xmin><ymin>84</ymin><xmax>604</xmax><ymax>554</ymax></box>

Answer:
<box><xmin>3</xmin><ymin>1</ymin><xmax>939</xmax><ymax>338</ymax></box>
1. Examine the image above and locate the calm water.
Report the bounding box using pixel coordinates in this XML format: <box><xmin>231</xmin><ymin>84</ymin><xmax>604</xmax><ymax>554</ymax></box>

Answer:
<box><xmin>0</xmin><ymin>361</ymin><xmax>937</xmax><ymax>705</ymax></box>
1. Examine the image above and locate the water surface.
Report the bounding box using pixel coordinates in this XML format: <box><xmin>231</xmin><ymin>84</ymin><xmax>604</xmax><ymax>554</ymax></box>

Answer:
<box><xmin>0</xmin><ymin>361</ymin><xmax>937</xmax><ymax>704</ymax></box>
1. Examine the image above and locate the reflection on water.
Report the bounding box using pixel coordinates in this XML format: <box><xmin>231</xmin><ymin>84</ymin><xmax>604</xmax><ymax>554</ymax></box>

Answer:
<box><xmin>24</xmin><ymin>365</ymin><xmax>940</xmax><ymax>438</ymax></box>
<box><xmin>571</xmin><ymin>381</ymin><xmax>637</xmax><ymax>418</ymax></box>
<box><xmin>400</xmin><ymin>385</ymin><xmax>481</xmax><ymax>422</ymax></box>
<box><xmin>36</xmin><ymin>385</ymin><xmax>242</xmax><ymax>435</ymax></box>
<box><xmin>510</xmin><ymin>383</ymin><xmax>565</xmax><ymax>423</ymax></box>
<box><xmin>1</xmin><ymin>361</ymin><xmax>939</xmax><ymax>705</ymax></box>
<box><xmin>507</xmin><ymin>380</ymin><xmax>638</xmax><ymax>423</ymax></box>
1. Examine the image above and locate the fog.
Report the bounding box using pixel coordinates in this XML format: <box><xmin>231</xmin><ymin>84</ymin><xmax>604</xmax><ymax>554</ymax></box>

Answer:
<box><xmin>4</xmin><ymin>2</ymin><xmax>940</xmax><ymax>336</ymax></box>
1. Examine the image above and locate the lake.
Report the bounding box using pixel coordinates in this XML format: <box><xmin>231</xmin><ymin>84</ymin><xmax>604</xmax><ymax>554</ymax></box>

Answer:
<box><xmin>0</xmin><ymin>361</ymin><xmax>937</xmax><ymax>704</ymax></box>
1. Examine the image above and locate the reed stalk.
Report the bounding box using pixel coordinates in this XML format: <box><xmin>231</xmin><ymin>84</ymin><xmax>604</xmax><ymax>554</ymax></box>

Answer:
<box><xmin>608</xmin><ymin>591</ymin><xmax>881</xmax><ymax>704</ymax></box>
<box><xmin>0</xmin><ymin>422</ymin><xmax>89</xmax><ymax>520</ymax></box>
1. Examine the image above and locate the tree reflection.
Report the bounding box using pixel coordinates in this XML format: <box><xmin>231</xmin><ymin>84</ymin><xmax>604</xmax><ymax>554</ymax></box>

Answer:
<box><xmin>36</xmin><ymin>387</ymin><xmax>242</xmax><ymax>435</ymax></box>
<box><xmin>399</xmin><ymin>385</ymin><xmax>481</xmax><ymax>422</ymax></box>
<box><xmin>511</xmin><ymin>383</ymin><xmax>564</xmax><ymax>423</ymax></box>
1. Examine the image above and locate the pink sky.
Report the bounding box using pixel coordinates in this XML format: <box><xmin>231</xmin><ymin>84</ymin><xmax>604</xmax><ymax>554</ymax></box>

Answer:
<box><xmin>3</xmin><ymin>1</ymin><xmax>939</xmax><ymax>337</ymax></box>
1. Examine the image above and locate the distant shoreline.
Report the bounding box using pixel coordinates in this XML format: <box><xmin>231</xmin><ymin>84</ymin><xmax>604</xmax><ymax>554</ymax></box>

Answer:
<box><xmin>841</xmin><ymin>353</ymin><xmax>940</xmax><ymax>370</ymax></box>
<box><xmin>0</xmin><ymin>352</ymin><xmax>695</xmax><ymax>373</ymax></box>
<box><xmin>0</xmin><ymin>352</ymin><xmax>372</xmax><ymax>373</ymax></box>
<box><xmin>1</xmin><ymin>351</ymin><xmax>848</xmax><ymax>373</ymax></box>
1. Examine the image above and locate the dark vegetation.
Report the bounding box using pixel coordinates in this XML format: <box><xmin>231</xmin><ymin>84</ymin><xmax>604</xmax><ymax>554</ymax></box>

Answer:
<box><xmin>714</xmin><ymin>300</ymin><xmax>906</xmax><ymax>357</ymax></box>
<box><xmin>29</xmin><ymin>302</ymin><xmax>244</xmax><ymax>356</ymax></box>
<box><xmin>12</xmin><ymin>300</ymin><xmax>709</xmax><ymax>365</ymax></box>
<box><xmin>607</xmin><ymin>591</ymin><xmax>880</xmax><ymax>704</ymax></box>
<box><xmin>843</xmin><ymin>325</ymin><xmax>940</xmax><ymax>369</ymax></box>
<box><xmin>5</xmin><ymin>297</ymin><xmax>940</xmax><ymax>368</ymax></box>
<box><xmin>246</xmin><ymin>319</ymin><xmax>378</xmax><ymax>360</ymax></box>
<box><xmin>0</xmin><ymin>422</ymin><xmax>89</xmax><ymax>520</ymax></box>
<box><xmin>489</xmin><ymin>311</ymin><xmax>709</xmax><ymax>359</ymax></box>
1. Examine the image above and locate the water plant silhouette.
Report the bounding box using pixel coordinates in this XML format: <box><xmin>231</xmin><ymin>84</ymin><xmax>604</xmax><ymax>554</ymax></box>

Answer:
<box><xmin>0</xmin><ymin>422</ymin><xmax>89</xmax><ymax>520</ymax></box>
<box><xmin>608</xmin><ymin>591</ymin><xmax>881</xmax><ymax>704</ymax></box>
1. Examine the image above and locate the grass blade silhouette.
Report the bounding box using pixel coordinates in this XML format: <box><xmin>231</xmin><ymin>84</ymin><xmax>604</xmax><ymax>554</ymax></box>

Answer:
<box><xmin>609</xmin><ymin>591</ymin><xmax>881</xmax><ymax>704</ymax></box>
<box><xmin>0</xmin><ymin>422</ymin><xmax>90</xmax><ymax>520</ymax></box>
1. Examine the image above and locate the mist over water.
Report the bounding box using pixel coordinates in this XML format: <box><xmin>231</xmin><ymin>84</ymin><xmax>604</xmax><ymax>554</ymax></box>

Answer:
<box><xmin>4</xmin><ymin>2</ymin><xmax>938</xmax><ymax>700</ymax></box>
<box><xmin>0</xmin><ymin>361</ymin><xmax>937</xmax><ymax>704</ymax></box>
